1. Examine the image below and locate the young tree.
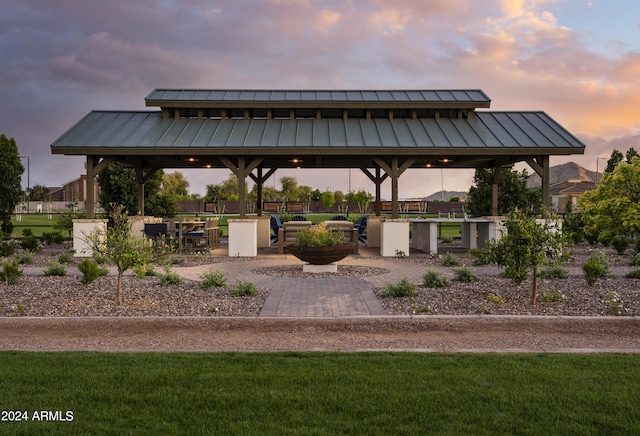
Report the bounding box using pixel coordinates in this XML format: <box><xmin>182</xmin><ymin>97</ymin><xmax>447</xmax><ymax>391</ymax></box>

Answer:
<box><xmin>466</xmin><ymin>168</ymin><xmax>540</xmax><ymax>217</ymax></box>
<box><xmin>0</xmin><ymin>134</ymin><xmax>25</xmax><ymax>234</ymax></box>
<box><xmin>346</xmin><ymin>189</ymin><xmax>374</xmax><ymax>213</ymax></box>
<box><xmin>490</xmin><ymin>209</ymin><xmax>568</xmax><ymax>305</ymax></box>
<box><xmin>279</xmin><ymin>176</ymin><xmax>299</xmax><ymax>201</ymax></box>
<box><xmin>605</xmin><ymin>149</ymin><xmax>624</xmax><ymax>173</ymax></box>
<box><xmin>580</xmin><ymin>157</ymin><xmax>640</xmax><ymax>244</ymax></box>
<box><xmin>85</xmin><ymin>204</ymin><xmax>172</xmax><ymax>305</ymax></box>
<box><xmin>320</xmin><ymin>190</ymin><xmax>336</xmax><ymax>211</ymax></box>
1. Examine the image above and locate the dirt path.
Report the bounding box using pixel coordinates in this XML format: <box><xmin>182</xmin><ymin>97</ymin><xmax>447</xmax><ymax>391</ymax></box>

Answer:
<box><xmin>2</xmin><ymin>316</ymin><xmax>639</xmax><ymax>353</ymax></box>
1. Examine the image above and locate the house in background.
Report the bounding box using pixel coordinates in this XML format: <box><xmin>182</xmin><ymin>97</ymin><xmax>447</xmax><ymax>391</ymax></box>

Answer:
<box><xmin>549</xmin><ymin>179</ymin><xmax>596</xmax><ymax>213</ymax></box>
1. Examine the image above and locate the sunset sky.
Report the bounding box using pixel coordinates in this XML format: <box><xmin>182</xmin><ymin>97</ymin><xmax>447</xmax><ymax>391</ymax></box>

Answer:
<box><xmin>1</xmin><ymin>0</ymin><xmax>639</xmax><ymax>199</ymax></box>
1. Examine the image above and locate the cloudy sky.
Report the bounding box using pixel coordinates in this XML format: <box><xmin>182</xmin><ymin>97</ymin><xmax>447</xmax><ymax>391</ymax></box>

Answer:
<box><xmin>1</xmin><ymin>0</ymin><xmax>639</xmax><ymax>199</ymax></box>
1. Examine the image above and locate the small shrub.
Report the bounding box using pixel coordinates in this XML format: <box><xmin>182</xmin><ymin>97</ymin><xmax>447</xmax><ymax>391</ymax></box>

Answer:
<box><xmin>44</xmin><ymin>260</ymin><xmax>67</xmax><ymax>277</ymax></box>
<box><xmin>295</xmin><ymin>223</ymin><xmax>345</xmax><ymax>247</ymax></box>
<box><xmin>0</xmin><ymin>241</ymin><xmax>17</xmax><ymax>257</ymax></box>
<box><xmin>478</xmin><ymin>301</ymin><xmax>491</xmax><ymax>314</ymax></box>
<box><xmin>441</xmin><ymin>252</ymin><xmax>462</xmax><ymax>267</ymax></box>
<box><xmin>78</xmin><ymin>258</ymin><xmax>108</xmax><ymax>284</ymax></box>
<box><xmin>422</xmin><ymin>269</ymin><xmax>451</xmax><ymax>288</ymax></box>
<box><xmin>602</xmin><ymin>291</ymin><xmax>630</xmax><ymax>316</ymax></box>
<box><xmin>22</xmin><ymin>228</ymin><xmax>33</xmax><ymax>237</ymax></box>
<box><xmin>452</xmin><ymin>266</ymin><xmax>479</xmax><ymax>283</ymax></box>
<box><xmin>40</xmin><ymin>231</ymin><xmax>65</xmax><ymax>245</ymax></box>
<box><xmin>394</xmin><ymin>250</ymin><xmax>407</xmax><ymax>259</ymax></box>
<box><xmin>1</xmin><ymin>259</ymin><xmax>23</xmax><ymax>285</ymax></box>
<box><xmin>625</xmin><ymin>268</ymin><xmax>640</xmax><ymax>279</ymax></box>
<box><xmin>159</xmin><ymin>270</ymin><xmax>182</xmax><ymax>285</ymax></box>
<box><xmin>468</xmin><ymin>248</ymin><xmax>494</xmax><ymax>266</ymax></box>
<box><xmin>440</xmin><ymin>236</ymin><xmax>454</xmax><ymax>244</ymax></box>
<box><xmin>611</xmin><ymin>235</ymin><xmax>630</xmax><ymax>255</ymax></box>
<box><xmin>381</xmin><ymin>277</ymin><xmax>417</xmax><ymax>297</ymax></box>
<box><xmin>488</xmin><ymin>293</ymin><xmax>505</xmax><ymax>304</ymax></box>
<box><xmin>200</xmin><ymin>269</ymin><xmax>227</xmax><ymax>288</ymax></box>
<box><xmin>57</xmin><ymin>250</ymin><xmax>75</xmax><ymax>264</ymax></box>
<box><xmin>582</xmin><ymin>251</ymin><xmax>610</xmax><ymax>286</ymax></box>
<box><xmin>539</xmin><ymin>266</ymin><xmax>569</xmax><ymax>279</ymax></box>
<box><xmin>542</xmin><ymin>290</ymin><xmax>565</xmax><ymax>303</ymax></box>
<box><xmin>629</xmin><ymin>253</ymin><xmax>640</xmax><ymax>267</ymax></box>
<box><xmin>233</xmin><ymin>279</ymin><xmax>258</xmax><ymax>297</ymax></box>
<box><xmin>20</xmin><ymin>235</ymin><xmax>42</xmax><ymax>252</ymax></box>
<box><xmin>15</xmin><ymin>251</ymin><xmax>34</xmax><ymax>265</ymax></box>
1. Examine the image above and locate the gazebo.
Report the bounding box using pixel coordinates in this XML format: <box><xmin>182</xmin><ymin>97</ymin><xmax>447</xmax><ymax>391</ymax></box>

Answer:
<box><xmin>51</xmin><ymin>89</ymin><xmax>586</xmax><ymax>218</ymax></box>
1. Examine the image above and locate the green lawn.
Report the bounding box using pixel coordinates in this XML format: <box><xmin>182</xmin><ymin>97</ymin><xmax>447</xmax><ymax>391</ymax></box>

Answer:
<box><xmin>1</xmin><ymin>352</ymin><xmax>638</xmax><ymax>434</ymax></box>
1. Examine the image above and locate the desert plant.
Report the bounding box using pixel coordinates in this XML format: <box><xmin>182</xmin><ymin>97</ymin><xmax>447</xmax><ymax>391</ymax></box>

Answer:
<box><xmin>468</xmin><ymin>247</ymin><xmax>494</xmax><ymax>266</ymax></box>
<box><xmin>629</xmin><ymin>253</ymin><xmax>640</xmax><ymax>267</ymax></box>
<box><xmin>539</xmin><ymin>266</ymin><xmax>569</xmax><ymax>279</ymax></box>
<box><xmin>57</xmin><ymin>250</ymin><xmax>75</xmax><ymax>264</ymax></box>
<box><xmin>159</xmin><ymin>270</ymin><xmax>182</xmax><ymax>285</ymax></box>
<box><xmin>488</xmin><ymin>293</ymin><xmax>505</xmax><ymax>304</ymax></box>
<box><xmin>1</xmin><ymin>258</ymin><xmax>23</xmax><ymax>285</ymax></box>
<box><xmin>582</xmin><ymin>251</ymin><xmax>610</xmax><ymax>286</ymax></box>
<box><xmin>43</xmin><ymin>260</ymin><xmax>67</xmax><ymax>276</ymax></box>
<box><xmin>20</xmin><ymin>235</ymin><xmax>41</xmax><ymax>252</ymax></box>
<box><xmin>40</xmin><ymin>231</ymin><xmax>65</xmax><ymax>245</ymax></box>
<box><xmin>233</xmin><ymin>279</ymin><xmax>258</xmax><ymax>296</ymax></box>
<box><xmin>422</xmin><ymin>269</ymin><xmax>451</xmax><ymax>288</ymax></box>
<box><xmin>78</xmin><ymin>258</ymin><xmax>108</xmax><ymax>284</ymax></box>
<box><xmin>15</xmin><ymin>251</ymin><xmax>34</xmax><ymax>265</ymax></box>
<box><xmin>294</xmin><ymin>223</ymin><xmax>345</xmax><ymax>247</ymax></box>
<box><xmin>611</xmin><ymin>235</ymin><xmax>630</xmax><ymax>255</ymax></box>
<box><xmin>602</xmin><ymin>291</ymin><xmax>630</xmax><ymax>316</ymax></box>
<box><xmin>625</xmin><ymin>268</ymin><xmax>640</xmax><ymax>279</ymax></box>
<box><xmin>381</xmin><ymin>277</ymin><xmax>417</xmax><ymax>297</ymax></box>
<box><xmin>441</xmin><ymin>252</ymin><xmax>462</xmax><ymax>267</ymax></box>
<box><xmin>542</xmin><ymin>290</ymin><xmax>565</xmax><ymax>303</ymax></box>
<box><xmin>0</xmin><ymin>240</ymin><xmax>17</xmax><ymax>257</ymax></box>
<box><xmin>452</xmin><ymin>266</ymin><xmax>479</xmax><ymax>283</ymax></box>
<box><xmin>200</xmin><ymin>269</ymin><xmax>227</xmax><ymax>288</ymax></box>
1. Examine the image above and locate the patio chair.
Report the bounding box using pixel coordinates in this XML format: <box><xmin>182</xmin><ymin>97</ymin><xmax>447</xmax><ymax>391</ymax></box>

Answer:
<box><xmin>330</xmin><ymin>215</ymin><xmax>348</xmax><ymax>221</ymax></box>
<box><xmin>270</xmin><ymin>215</ymin><xmax>283</xmax><ymax>243</ymax></box>
<box><xmin>291</xmin><ymin>215</ymin><xmax>308</xmax><ymax>221</ymax></box>
<box><xmin>355</xmin><ymin>215</ymin><xmax>368</xmax><ymax>243</ymax></box>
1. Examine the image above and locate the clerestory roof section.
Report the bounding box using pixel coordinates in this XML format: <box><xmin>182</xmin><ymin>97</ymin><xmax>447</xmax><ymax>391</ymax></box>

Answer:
<box><xmin>50</xmin><ymin>110</ymin><xmax>585</xmax><ymax>164</ymax></box>
<box><xmin>145</xmin><ymin>89</ymin><xmax>492</xmax><ymax>110</ymax></box>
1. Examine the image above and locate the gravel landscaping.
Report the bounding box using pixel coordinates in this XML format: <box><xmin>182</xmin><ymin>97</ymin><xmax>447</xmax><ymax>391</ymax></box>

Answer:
<box><xmin>0</xmin><ymin>242</ymin><xmax>639</xmax><ymax>318</ymax></box>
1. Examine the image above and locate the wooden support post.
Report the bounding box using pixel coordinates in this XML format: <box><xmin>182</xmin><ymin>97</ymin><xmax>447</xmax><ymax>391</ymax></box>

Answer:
<box><xmin>86</xmin><ymin>156</ymin><xmax>95</xmax><ymax>219</ymax></box>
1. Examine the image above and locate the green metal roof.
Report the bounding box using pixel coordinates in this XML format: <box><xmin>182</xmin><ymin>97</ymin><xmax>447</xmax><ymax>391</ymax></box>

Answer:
<box><xmin>51</xmin><ymin>110</ymin><xmax>585</xmax><ymax>168</ymax></box>
<box><xmin>145</xmin><ymin>89</ymin><xmax>491</xmax><ymax>109</ymax></box>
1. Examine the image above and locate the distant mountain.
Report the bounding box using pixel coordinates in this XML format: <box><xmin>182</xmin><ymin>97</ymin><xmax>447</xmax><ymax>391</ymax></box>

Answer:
<box><xmin>423</xmin><ymin>190</ymin><xmax>467</xmax><ymax>201</ymax></box>
<box><xmin>527</xmin><ymin>162</ymin><xmax>598</xmax><ymax>187</ymax></box>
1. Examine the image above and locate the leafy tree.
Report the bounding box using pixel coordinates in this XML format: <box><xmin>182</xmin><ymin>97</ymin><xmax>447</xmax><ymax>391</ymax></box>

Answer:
<box><xmin>27</xmin><ymin>184</ymin><xmax>50</xmax><ymax>202</ymax></box>
<box><xmin>54</xmin><ymin>201</ymin><xmax>85</xmax><ymax>237</ymax></box>
<box><xmin>204</xmin><ymin>172</ymin><xmax>247</xmax><ymax>202</ymax></box>
<box><xmin>490</xmin><ymin>209</ymin><xmax>568</xmax><ymax>305</ymax></box>
<box><xmin>279</xmin><ymin>176</ymin><xmax>299</xmax><ymax>201</ymax></box>
<box><xmin>346</xmin><ymin>189</ymin><xmax>374</xmax><ymax>213</ymax></box>
<box><xmin>334</xmin><ymin>190</ymin><xmax>345</xmax><ymax>204</ymax></box>
<box><xmin>320</xmin><ymin>190</ymin><xmax>336</xmax><ymax>211</ymax></box>
<box><xmin>449</xmin><ymin>196</ymin><xmax>461</xmax><ymax>202</ymax></box>
<box><xmin>580</xmin><ymin>157</ymin><xmax>640</xmax><ymax>244</ymax></box>
<box><xmin>85</xmin><ymin>204</ymin><xmax>172</xmax><ymax>305</ymax></box>
<box><xmin>161</xmin><ymin>172</ymin><xmax>190</xmax><ymax>199</ymax></box>
<box><xmin>626</xmin><ymin>147</ymin><xmax>639</xmax><ymax>164</ymax></box>
<box><xmin>0</xmin><ymin>134</ymin><xmax>24</xmax><ymax>234</ymax></box>
<box><xmin>97</xmin><ymin>162</ymin><xmax>176</xmax><ymax>217</ymax></box>
<box><xmin>311</xmin><ymin>189</ymin><xmax>322</xmax><ymax>201</ymax></box>
<box><xmin>466</xmin><ymin>168</ymin><xmax>540</xmax><ymax>217</ymax></box>
<box><xmin>605</xmin><ymin>149</ymin><xmax>624</xmax><ymax>173</ymax></box>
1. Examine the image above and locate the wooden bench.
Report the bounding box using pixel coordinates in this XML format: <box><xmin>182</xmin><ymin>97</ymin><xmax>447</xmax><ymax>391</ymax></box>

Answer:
<box><xmin>286</xmin><ymin>202</ymin><xmax>306</xmax><ymax>213</ymax></box>
<box><xmin>262</xmin><ymin>202</ymin><xmax>281</xmax><ymax>213</ymax></box>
